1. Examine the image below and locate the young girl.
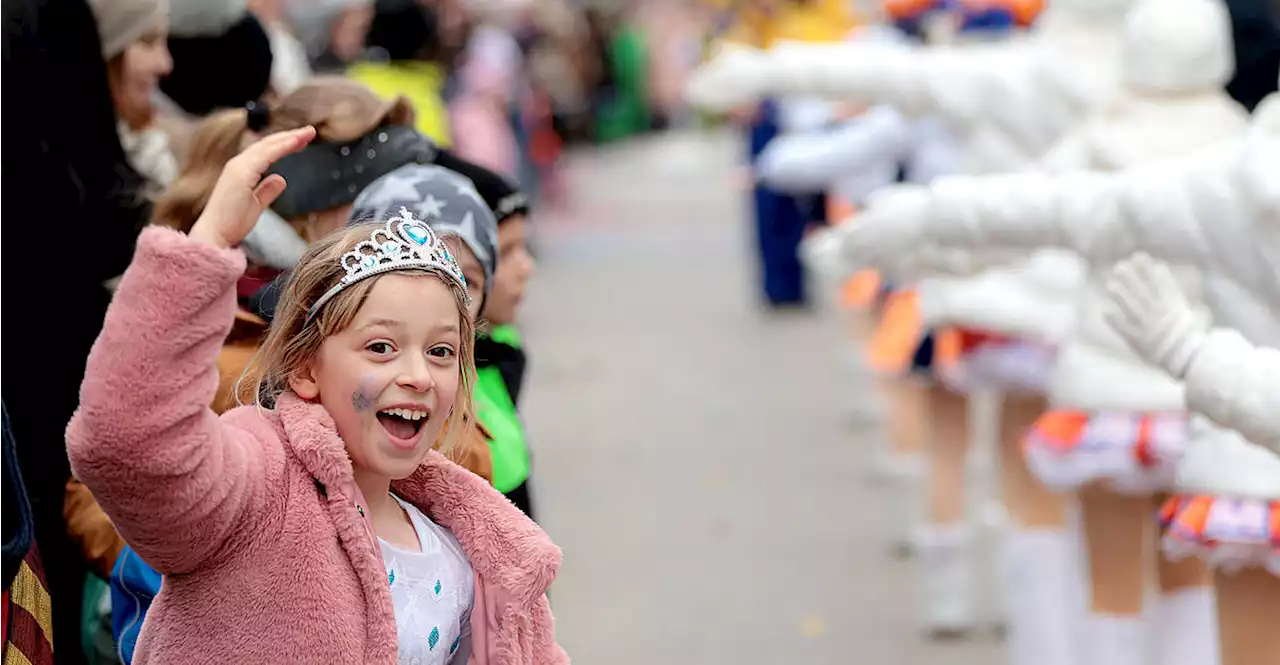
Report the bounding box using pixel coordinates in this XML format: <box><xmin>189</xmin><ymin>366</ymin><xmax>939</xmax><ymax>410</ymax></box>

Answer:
<box><xmin>357</xmin><ymin>160</ymin><xmax>540</xmax><ymax>517</ymax></box>
<box><xmin>349</xmin><ymin>161</ymin><xmax>509</xmax><ymax>484</ymax></box>
<box><xmin>112</xmin><ymin>159</ymin><xmax>512</xmax><ymax>663</ymax></box>
<box><xmin>68</xmin><ymin>127</ymin><xmax>567</xmax><ymax>664</ymax></box>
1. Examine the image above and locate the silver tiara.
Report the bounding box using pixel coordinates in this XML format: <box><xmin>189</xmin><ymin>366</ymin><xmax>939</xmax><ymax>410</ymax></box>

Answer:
<box><xmin>305</xmin><ymin>207</ymin><xmax>469</xmax><ymax>324</ymax></box>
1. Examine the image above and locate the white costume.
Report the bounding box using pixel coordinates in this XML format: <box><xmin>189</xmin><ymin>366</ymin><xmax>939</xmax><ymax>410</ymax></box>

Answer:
<box><xmin>754</xmin><ymin>25</ymin><xmax>961</xmax><ymax>204</ymax></box>
<box><xmin>843</xmin><ymin>0</ymin><xmax>1250</xmax><ymax>494</ymax></box>
<box><xmin>690</xmin><ymin>0</ymin><xmax>1140</xmax><ymax>378</ymax></box>
<box><xmin>790</xmin><ymin>2</ymin><xmax>1248</xmax><ymax>663</ymax></box>
<box><xmin>831</xmin><ymin>8</ymin><xmax>1280</xmax><ymax>578</ymax></box>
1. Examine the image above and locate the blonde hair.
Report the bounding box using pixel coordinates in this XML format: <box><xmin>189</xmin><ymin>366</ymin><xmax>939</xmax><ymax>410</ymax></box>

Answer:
<box><xmin>154</xmin><ymin>76</ymin><xmax>416</xmax><ymax>232</ymax></box>
<box><xmin>239</xmin><ymin>222</ymin><xmax>476</xmax><ymax>455</ymax></box>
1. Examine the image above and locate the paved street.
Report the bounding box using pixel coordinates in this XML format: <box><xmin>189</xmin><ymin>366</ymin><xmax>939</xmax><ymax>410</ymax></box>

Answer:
<box><xmin>519</xmin><ymin>129</ymin><xmax>1002</xmax><ymax>664</ymax></box>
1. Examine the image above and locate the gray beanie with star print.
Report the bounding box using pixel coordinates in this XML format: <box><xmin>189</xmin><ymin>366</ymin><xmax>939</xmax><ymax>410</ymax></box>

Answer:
<box><xmin>349</xmin><ymin>163</ymin><xmax>500</xmax><ymax>297</ymax></box>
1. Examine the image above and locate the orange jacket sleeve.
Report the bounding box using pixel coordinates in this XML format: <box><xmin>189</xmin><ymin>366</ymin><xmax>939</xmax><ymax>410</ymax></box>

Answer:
<box><xmin>63</xmin><ymin>477</ymin><xmax>126</xmax><ymax>579</ymax></box>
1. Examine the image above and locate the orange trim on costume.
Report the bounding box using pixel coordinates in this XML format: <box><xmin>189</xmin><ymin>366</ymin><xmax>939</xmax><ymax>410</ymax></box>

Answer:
<box><xmin>826</xmin><ymin>195</ymin><xmax>857</xmax><ymax>223</ymax></box>
<box><xmin>1028</xmin><ymin>411</ymin><xmax>1090</xmax><ymax>453</ymax></box>
<box><xmin>1158</xmin><ymin>496</ymin><xmax>1182</xmax><ymax>526</ymax></box>
<box><xmin>933</xmin><ymin>327</ymin><xmax>963</xmax><ymax>368</ymax></box>
<box><xmin>883</xmin><ymin>0</ymin><xmax>936</xmax><ymax>20</ymax></box>
<box><xmin>868</xmin><ymin>290</ymin><xmax>924</xmax><ymax>373</ymax></box>
<box><xmin>1174</xmin><ymin>496</ymin><xmax>1216</xmax><ymax>540</ymax></box>
<box><xmin>842</xmin><ymin>272</ymin><xmax>882</xmax><ymax>309</ymax></box>
<box><xmin>1272</xmin><ymin>504</ymin><xmax>1280</xmax><ymax>544</ymax></box>
<box><xmin>932</xmin><ymin>327</ymin><xmax>1015</xmax><ymax>369</ymax></box>
<box><xmin>1005</xmin><ymin>0</ymin><xmax>1045</xmax><ymax>25</ymax></box>
<box><xmin>1134</xmin><ymin>418</ymin><xmax>1155</xmax><ymax>467</ymax></box>
<box><xmin>824</xmin><ymin>196</ymin><xmax>883</xmax><ymax>309</ymax></box>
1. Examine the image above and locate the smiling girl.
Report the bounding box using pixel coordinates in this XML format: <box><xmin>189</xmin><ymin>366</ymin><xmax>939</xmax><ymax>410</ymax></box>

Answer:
<box><xmin>67</xmin><ymin>127</ymin><xmax>567</xmax><ymax>664</ymax></box>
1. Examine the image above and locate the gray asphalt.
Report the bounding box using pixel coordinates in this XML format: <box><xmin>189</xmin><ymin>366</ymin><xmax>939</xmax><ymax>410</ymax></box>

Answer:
<box><xmin>518</xmin><ymin>129</ymin><xmax>1003</xmax><ymax>664</ymax></box>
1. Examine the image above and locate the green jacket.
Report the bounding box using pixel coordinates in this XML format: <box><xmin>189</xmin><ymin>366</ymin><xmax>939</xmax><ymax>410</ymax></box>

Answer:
<box><xmin>596</xmin><ymin>27</ymin><xmax>652</xmax><ymax>142</ymax></box>
<box><xmin>474</xmin><ymin>325</ymin><xmax>529</xmax><ymax>493</ymax></box>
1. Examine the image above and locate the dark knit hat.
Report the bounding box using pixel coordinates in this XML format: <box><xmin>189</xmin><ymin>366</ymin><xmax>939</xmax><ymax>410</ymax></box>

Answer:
<box><xmin>365</xmin><ymin>0</ymin><xmax>440</xmax><ymax>62</ymax></box>
<box><xmin>160</xmin><ymin>13</ymin><xmax>273</xmax><ymax>115</ymax></box>
<box><xmin>432</xmin><ymin>150</ymin><xmax>529</xmax><ymax>223</ymax></box>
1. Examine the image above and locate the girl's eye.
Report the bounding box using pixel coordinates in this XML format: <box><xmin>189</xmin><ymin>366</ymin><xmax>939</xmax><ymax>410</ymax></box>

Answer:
<box><xmin>428</xmin><ymin>345</ymin><xmax>456</xmax><ymax>359</ymax></box>
<box><xmin>367</xmin><ymin>342</ymin><xmax>394</xmax><ymax>355</ymax></box>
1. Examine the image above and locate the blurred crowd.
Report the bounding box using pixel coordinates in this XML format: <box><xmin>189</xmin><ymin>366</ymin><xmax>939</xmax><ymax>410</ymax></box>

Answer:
<box><xmin>0</xmin><ymin>0</ymin><xmax>730</xmax><ymax>663</ymax></box>
<box><xmin>14</xmin><ymin>0</ymin><xmax>1280</xmax><ymax>661</ymax></box>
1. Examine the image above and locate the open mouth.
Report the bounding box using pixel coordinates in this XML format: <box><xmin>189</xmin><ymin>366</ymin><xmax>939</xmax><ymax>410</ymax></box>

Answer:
<box><xmin>376</xmin><ymin>407</ymin><xmax>430</xmax><ymax>445</ymax></box>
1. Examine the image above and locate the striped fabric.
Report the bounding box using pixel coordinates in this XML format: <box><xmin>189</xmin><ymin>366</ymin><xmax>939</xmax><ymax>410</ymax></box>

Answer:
<box><xmin>1024</xmin><ymin>410</ymin><xmax>1187</xmax><ymax>493</ymax></box>
<box><xmin>934</xmin><ymin>330</ymin><xmax>1056</xmax><ymax>394</ymax></box>
<box><xmin>3</xmin><ymin>542</ymin><xmax>54</xmax><ymax>665</ymax></box>
<box><xmin>1160</xmin><ymin>495</ymin><xmax>1280</xmax><ymax>576</ymax></box>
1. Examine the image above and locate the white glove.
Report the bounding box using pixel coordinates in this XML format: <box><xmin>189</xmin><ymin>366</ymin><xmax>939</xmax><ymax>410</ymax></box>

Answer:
<box><xmin>800</xmin><ymin>227</ymin><xmax>853</xmax><ymax>280</ymax></box>
<box><xmin>837</xmin><ymin>185</ymin><xmax>932</xmax><ymax>271</ymax></box>
<box><xmin>1104</xmin><ymin>252</ymin><xmax>1210</xmax><ymax>378</ymax></box>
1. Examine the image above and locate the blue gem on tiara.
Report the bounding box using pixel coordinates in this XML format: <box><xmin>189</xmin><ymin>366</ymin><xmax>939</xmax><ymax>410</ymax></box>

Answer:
<box><xmin>404</xmin><ymin>224</ymin><xmax>430</xmax><ymax>245</ymax></box>
<box><xmin>304</xmin><ymin>207</ymin><xmax>471</xmax><ymax>324</ymax></box>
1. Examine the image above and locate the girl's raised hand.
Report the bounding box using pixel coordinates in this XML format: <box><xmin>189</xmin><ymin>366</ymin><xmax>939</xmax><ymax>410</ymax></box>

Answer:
<box><xmin>188</xmin><ymin>126</ymin><xmax>317</xmax><ymax>250</ymax></box>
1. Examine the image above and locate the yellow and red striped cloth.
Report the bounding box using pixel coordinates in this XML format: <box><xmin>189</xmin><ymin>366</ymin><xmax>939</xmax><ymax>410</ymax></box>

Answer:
<box><xmin>3</xmin><ymin>543</ymin><xmax>54</xmax><ymax>665</ymax></box>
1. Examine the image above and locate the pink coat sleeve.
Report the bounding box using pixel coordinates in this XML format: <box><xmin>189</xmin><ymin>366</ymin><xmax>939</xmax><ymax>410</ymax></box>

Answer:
<box><xmin>66</xmin><ymin>226</ymin><xmax>280</xmax><ymax>574</ymax></box>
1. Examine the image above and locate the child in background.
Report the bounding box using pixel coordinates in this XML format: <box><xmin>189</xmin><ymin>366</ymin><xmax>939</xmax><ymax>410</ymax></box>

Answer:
<box><xmin>474</xmin><ymin>199</ymin><xmax>538</xmax><ymax>518</ymax></box>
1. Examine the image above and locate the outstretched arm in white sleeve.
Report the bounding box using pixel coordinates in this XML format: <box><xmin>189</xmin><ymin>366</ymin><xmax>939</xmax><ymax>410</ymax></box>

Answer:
<box><xmin>756</xmin><ymin>106</ymin><xmax>913</xmax><ymax>193</ymax></box>
<box><xmin>687</xmin><ymin>38</ymin><xmax>1045</xmax><ymax>132</ymax></box>
<box><xmin>835</xmin><ymin>137</ymin><xmax>1258</xmax><ymax>274</ymax></box>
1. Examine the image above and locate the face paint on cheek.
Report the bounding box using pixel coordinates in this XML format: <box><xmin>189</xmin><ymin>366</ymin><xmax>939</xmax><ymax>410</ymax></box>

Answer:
<box><xmin>351</xmin><ymin>390</ymin><xmax>374</xmax><ymax>413</ymax></box>
<box><xmin>350</xmin><ymin>375</ymin><xmax>382</xmax><ymax>413</ymax></box>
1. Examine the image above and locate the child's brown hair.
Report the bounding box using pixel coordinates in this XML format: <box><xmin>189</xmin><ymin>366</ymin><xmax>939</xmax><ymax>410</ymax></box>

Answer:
<box><xmin>154</xmin><ymin>77</ymin><xmax>415</xmax><ymax>232</ymax></box>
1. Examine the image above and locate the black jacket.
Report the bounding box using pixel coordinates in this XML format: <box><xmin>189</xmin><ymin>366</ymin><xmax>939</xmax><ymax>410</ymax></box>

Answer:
<box><xmin>3</xmin><ymin>2</ymin><xmax>150</xmax><ymax>661</ymax></box>
<box><xmin>1224</xmin><ymin>0</ymin><xmax>1280</xmax><ymax>110</ymax></box>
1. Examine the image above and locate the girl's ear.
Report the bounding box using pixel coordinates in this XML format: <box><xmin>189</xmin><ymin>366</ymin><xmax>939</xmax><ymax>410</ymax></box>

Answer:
<box><xmin>288</xmin><ymin>365</ymin><xmax>321</xmax><ymax>400</ymax></box>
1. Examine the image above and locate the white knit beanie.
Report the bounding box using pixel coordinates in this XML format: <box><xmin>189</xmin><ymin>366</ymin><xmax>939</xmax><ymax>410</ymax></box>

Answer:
<box><xmin>167</xmin><ymin>0</ymin><xmax>247</xmax><ymax>37</ymax></box>
<box><xmin>89</xmin><ymin>0</ymin><xmax>170</xmax><ymax>59</ymax></box>
<box><xmin>286</xmin><ymin>0</ymin><xmax>372</xmax><ymax>56</ymax></box>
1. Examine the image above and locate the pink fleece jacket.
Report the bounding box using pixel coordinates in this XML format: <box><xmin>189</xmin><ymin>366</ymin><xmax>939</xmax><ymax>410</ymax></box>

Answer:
<box><xmin>66</xmin><ymin>226</ymin><xmax>569</xmax><ymax>665</ymax></box>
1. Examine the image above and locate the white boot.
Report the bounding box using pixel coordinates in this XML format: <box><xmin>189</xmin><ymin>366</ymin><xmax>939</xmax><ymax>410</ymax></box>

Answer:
<box><xmin>975</xmin><ymin>499</ymin><xmax>1009</xmax><ymax>631</ymax></box>
<box><xmin>1079</xmin><ymin>614</ymin><xmax>1148</xmax><ymax>665</ymax></box>
<box><xmin>915</xmin><ymin>523</ymin><xmax>975</xmax><ymax>637</ymax></box>
<box><xmin>844</xmin><ymin>346</ymin><xmax>887</xmax><ymax>426</ymax></box>
<box><xmin>884</xmin><ymin>456</ymin><xmax>925</xmax><ymax>557</ymax></box>
<box><xmin>871</xmin><ymin>450</ymin><xmax>925</xmax><ymax>483</ymax></box>
<box><xmin>1155</xmin><ymin>587</ymin><xmax>1219</xmax><ymax>665</ymax></box>
<box><xmin>1001</xmin><ymin>529</ymin><xmax>1085</xmax><ymax>665</ymax></box>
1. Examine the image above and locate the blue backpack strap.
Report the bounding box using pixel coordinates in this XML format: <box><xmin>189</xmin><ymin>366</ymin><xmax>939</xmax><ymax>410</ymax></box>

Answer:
<box><xmin>110</xmin><ymin>546</ymin><xmax>162</xmax><ymax>664</ymax></box>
